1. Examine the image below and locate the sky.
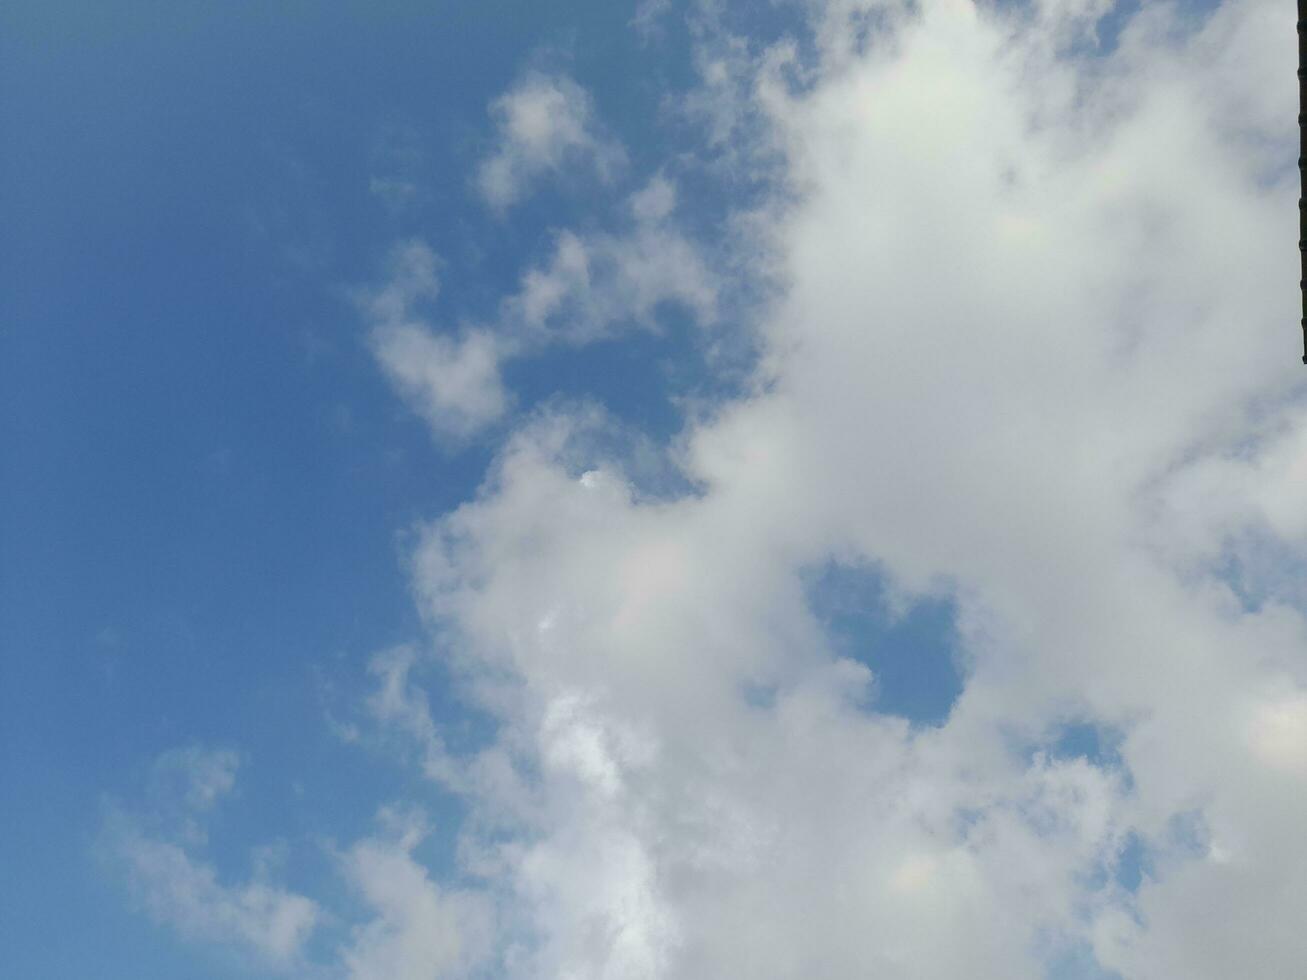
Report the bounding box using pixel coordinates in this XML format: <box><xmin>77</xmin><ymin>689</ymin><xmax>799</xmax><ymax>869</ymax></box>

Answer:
<box><xmin>0</xmin><ymin>0</ymin><xmax>1303</xmax><ymax>978</ymax></box>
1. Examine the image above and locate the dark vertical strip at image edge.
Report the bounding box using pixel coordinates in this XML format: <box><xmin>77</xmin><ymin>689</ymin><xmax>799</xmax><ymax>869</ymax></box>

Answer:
<box><xmin>1298</xmin><ymin>1</ymin><xmax>1306</xmax><ymax>362</ymax></box>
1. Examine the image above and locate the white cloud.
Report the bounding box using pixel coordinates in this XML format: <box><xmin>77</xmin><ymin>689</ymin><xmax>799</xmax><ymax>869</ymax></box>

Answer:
<box><xmin>339</xmin><ymin>808</ymin><xmax>493</xmax><ymax>980</ymax></box>
<box><xmin>633</xmin><ymin>0</ymin><xmax>674</xmax><ymax>40</ymax></box>
<box><xmin>366</xmin><ymin>1</ymin><xmax>1305</xmax><ymax>977</ymax></box>
<box><xmin>126</xmin><ymin>2</ymin><xmax>1305</xmax><ymax>977</ymax></box>
<box><xmin>362</xmin><ymin>240</ymin><xmax>512</xmax><ymax>442</ymax></box>
<box><xmin>372</xmin><ymin>322</ymin><xmax>510</xmax><ymax>442</ymax></box>
<box><xmin>115</xmin><ymin>833</ymin><xmax>320</xmax><ymax>966</ymax></box>
<box><xmin>107</xmin><ymin>747</ymin><xmax>319</xmax><ymax>970</ymax></box>
<box><xmin>365</xmin><ymin>646</ymin><xmax>465</xmax><ymax>789</ymax></box>
<box><xmin>364</xmin><ymin>238</ymin><xmax>442</xmax><ymax>325</ymax></box>
<box><xmin>364</xmin><ymin>180</ymin><xmax>717</xmax><ymax>441</ymax></box>
<box><xmin>476</xmin><ymin>72</ymin><xmax>626</xmax><ymax>211</ymax></box>
<box><xmin>506</xmin><ymin>177</ymin><xmax>718</xmax><ymax>341</ymax></box>
<box><xmin>150</xmin><ymin>744</ymin><xmax>238</xmax><ymax>815</ymax></box>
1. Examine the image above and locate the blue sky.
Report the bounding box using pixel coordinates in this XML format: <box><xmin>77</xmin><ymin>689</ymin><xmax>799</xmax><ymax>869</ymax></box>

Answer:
<box><xmin>0</xmin><ymin>4</ymin><xmax>733</xmax><ymax>975</ymax></box>
<box><xmin>2</xmin><ymin>2</ymin><xmax>1303</xmax><ymax>978</ymax></box>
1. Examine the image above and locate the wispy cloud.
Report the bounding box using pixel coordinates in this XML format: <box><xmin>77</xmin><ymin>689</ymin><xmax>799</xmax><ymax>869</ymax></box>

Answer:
<box><xmin>506</xmin><ymin>176</ymin><xmax>718</xmax><ymax>340</ymax></box>
<box><xmin>104</xmin><ymin>747</ymin><xmax>319</xmax><ymax>970</ymax></box>
<box><xmin>369</xmin><ymin>122</ymin><xmax>429</xmax><ymax>214</ymax></box>
<box><xmin>362</xmin><ymin>240</ymin><xmax>512</xmax><ymax>443</ymax></box>
<box><xmin>475</xmin><ymin>72</ymin><xmax>627</xmax><ymax>211</ymax></box>
<box><xmin>363</xmin><ymin>174</ymin><xmax>717</xmax><ymax>443</ymax></box>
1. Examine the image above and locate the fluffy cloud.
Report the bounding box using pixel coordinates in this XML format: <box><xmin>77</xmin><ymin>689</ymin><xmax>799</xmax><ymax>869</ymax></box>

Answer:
<box><xmin>507</xmin><ymin>176</ymin><xmax>718</xmax><ymax>341</ymax></box>
<box><xmin>339</xmin><ymin>807</ymin><xmax>493</xmax><ymax>980</ymax></box>
<box><xmin>363</xmin><ymin>240</ymin><xmax>512</xmax><ymax>442</ymax></box>
<box><xmin>367</xmin><ymin>1</ymin><xmax>1304</xmax><ymax>977</ymax></box>
<box><xmin>363</xmin><ymin>177</ymin><xmax>717</xmax><ymax>442</ymax></box>
<box><xmin>122</xmin><ymin>1</ymin><xmax>1305</xmax><ymax>977</ymax></box>
<box><xmin>372</xmin><ymin>322</ymin><xmax>510</xmax><ymax>442</ymax></box>
<box><xmin>476</xmin><ymin>72</ymin><xmax>626</xmax><ymax>211</ymax></box>
<box><xmin>105</xmin><ymin>747</ymin><xmax>320</xmax><ymax>970</ymax></box>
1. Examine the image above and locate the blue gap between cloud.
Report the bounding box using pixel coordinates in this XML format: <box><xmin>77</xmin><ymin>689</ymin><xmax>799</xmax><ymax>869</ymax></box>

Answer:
<box><xmin>801</xmin><ymin>561</ymin><xmax>964</xmax><ymax>727</ymax></box>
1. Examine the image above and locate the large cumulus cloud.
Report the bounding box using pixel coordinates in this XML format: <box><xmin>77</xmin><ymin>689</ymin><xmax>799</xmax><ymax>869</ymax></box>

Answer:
<box><xmin>117</xmin><ymin>1</ymin><xmax>1306</xmax><ymax>977</ymax></box>
<box><xmin>371</xmin><ymin>1</ymin><xmax>1304</xmax><ymax>977</ymax></box>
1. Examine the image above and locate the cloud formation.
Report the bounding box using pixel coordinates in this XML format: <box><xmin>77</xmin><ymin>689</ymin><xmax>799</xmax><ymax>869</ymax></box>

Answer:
<box><xmin>362</xmin><ymin>176</ymin><xmax>717</xmax><ymax>443</ymax></box>
<box><xmin>105</xmin><ymin>747</ymin><xmax>320</xmax><ymax>970</ymax></box>
<box><xmin>118</xmin><ymin>1</ymin><xmax>1305</xmax><ymax>977</ymax></box>
<box><xmin>507</xmin><ymin>176</ymin><xmax>718</xmax><ymax>341</ymax></box>
<box><xmin>476</xmin><ymin>72</ymin><xmax>626</xmax><ymax>211</ymax></box>
<box><xmin>364</xmin><ymin>240</ymin><xmax>511</xmax><ymax>442</ymax></box>
<box><xmin>364</xmin><ymin>1</ymin><xmax>1304</xmax><ymax>977</ymax></box>
<box><xmin>339</xmin><ymin>807</ymin><xmax>493</xmax><ymax>980</ymax></box>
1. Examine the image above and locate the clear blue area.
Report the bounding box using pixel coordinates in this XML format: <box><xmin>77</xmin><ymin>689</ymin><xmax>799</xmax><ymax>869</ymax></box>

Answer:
<box><xmin>1113</xmin><ymin>831</ymin><xmax>1151</xmax><ymax>893</ymax></box>
<box><xmin>1049</xmin><ymin>721</ymin><xmax>1124</xmax><ymax>769</ymax></box>
<box><xmin>1044</xmin><ymin>943</ymin><xmax>1126</xmax><ymax>980</ymax></box>
<box><xmin>803</xmin><ymin>562</ymin><xmax>965</xmax><ymax>726</ymax></box>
